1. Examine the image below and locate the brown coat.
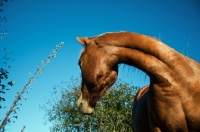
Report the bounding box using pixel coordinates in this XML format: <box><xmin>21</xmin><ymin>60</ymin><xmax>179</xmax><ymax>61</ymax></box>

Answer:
<box><xmin>77</xmin><ymin>32</ymin><xmax>200</xmax><ymax>132</ymax></box>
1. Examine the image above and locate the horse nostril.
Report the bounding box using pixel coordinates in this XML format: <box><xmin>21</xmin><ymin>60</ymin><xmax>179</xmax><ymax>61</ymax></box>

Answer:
<box><xmin>78</xmin><ymin>101</ymin><xmax>83</xmax><ymax>107</ymax></box>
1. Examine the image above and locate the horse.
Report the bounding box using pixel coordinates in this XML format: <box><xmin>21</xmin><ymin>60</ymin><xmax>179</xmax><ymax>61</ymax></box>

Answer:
<box><xmin>76</xmin><ymin>31</ymin><xmax>200</xmax><ymax>132</ymax></box>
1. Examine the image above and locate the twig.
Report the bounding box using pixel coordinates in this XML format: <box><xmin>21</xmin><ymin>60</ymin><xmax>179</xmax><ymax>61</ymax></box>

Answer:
<box><xmin>20</xmin><ymin>126</ymin><xmax>25</xmax><ymax>132</ymax></box>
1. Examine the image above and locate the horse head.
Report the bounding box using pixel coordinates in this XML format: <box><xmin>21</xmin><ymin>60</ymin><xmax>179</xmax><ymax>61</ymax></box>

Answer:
<box><xmin>76</xmin><ymin>36</ymin><xmax>118</xmax><ymax>114</ymax></box>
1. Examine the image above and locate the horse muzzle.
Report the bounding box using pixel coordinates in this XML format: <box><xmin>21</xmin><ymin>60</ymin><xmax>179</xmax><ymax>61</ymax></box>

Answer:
<box><xmin>77</xmin><ymin>93</ymin><xmax>94</xmax><ymax>115</ymax></box>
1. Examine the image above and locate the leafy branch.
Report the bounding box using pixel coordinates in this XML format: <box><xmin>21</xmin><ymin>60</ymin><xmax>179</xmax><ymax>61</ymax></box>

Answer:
<box><xmin>0</xmin><ymin>48</ymin><xmax>15</xmax><ymax>107</ymax></box>
<box><xmin>0</xmin><ymin>0</ymin><xmax>9</xmax><ymax>40</ymax></box>
<box><xmin>0</xmin><ymin>42</ymin><xmax>64</xmax><ymax>131</ymax></box>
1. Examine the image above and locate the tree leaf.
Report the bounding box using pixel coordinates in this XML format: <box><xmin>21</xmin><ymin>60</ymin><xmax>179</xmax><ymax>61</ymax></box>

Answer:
<box><xmin>0</xmin><ymin>97</ymin><xmax>5</xmax><ymax>102</ymax></box>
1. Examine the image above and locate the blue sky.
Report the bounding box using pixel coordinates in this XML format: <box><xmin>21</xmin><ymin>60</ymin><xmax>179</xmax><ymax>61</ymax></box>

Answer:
<box><xmin>0</xmin><ymin>0</ymin><xmax>200</xmax><ymax>131</ymax></box>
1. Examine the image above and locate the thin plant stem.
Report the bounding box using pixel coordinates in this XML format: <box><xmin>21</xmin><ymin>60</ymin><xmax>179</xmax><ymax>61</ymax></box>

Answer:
<box><xmin>0</xmin><ymin>42</ymin><xmax>64</xmax><ymax>131</ymax></box>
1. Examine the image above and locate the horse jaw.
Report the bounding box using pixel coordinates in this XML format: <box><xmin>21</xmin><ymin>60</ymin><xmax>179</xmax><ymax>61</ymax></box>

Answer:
<box><xmin>77</xmin><ymin>92</ymin><xmax>94</xmax><ymax>115</ymax></box>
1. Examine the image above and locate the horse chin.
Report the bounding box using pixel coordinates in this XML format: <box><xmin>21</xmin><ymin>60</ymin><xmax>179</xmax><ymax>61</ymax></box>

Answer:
<box><xmin>77</xmin><ymin>93</ymin><xmax>95</xmax><ymax>115</ymax></box>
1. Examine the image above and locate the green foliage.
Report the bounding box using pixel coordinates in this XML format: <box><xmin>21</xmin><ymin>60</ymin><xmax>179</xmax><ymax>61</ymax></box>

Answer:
<box><xmin>0</xmin><ymin>0</ymin><xmax>9</xmax><ymax>39</ymax></box>
<box><xmin>41</xmin><ymin>77</ymin><xmax>139</xmax><ymax>132</ymax></box>
<box><xmin>0</xmin><ymin>48</ymin><xmax>15</xmax><ymax>105</ymax></box>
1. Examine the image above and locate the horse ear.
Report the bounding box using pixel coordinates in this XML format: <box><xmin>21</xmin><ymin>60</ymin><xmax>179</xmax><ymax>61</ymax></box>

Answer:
<box><xmin>76</xmin><ymin>37</ymin><xmax>92</xmax><ymax>46</ymax></box>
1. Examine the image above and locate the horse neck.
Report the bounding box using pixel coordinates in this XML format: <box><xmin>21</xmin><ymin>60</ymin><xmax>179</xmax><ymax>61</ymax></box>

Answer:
<box><xmin>105</xmin><ymin>32</ymin><xmax>197</xmax><ymax>85</ymax></box>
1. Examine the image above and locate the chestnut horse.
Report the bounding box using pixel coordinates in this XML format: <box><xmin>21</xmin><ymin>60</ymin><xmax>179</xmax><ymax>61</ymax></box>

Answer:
<box><xmin>76</xmin><ymin>32</ymin><xmax>200</xmax><ymax>132</ymax></box>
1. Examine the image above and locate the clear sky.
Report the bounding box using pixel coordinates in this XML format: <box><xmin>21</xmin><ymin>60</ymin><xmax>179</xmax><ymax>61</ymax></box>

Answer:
<box><xmin>0</xmin><ymin>0</ymin><xmax>200</xmax><ymax>131</ymax></box>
